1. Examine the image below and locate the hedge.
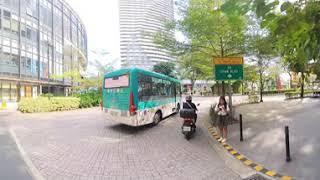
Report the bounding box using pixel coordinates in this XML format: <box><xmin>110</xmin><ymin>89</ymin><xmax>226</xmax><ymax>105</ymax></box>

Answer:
<box><xmin>18</xmin><ymin>97</ymin><xmax>80</xmax><ymax>113</ymax></box>
<box><xmin>244</xmin><ymin>89</ymin><xmax>297</xmax><ymax>95</ymax></box>
<box><xmin>284</xmin><ymin>90</ymin><xmax>316</xmax><ymax>99</ymax></box>
<box><xmin>74</xmin><ymin>91</ymin><xmax>101</xmax><ymax>108</ymax></box>
<box><xmin>248</xmin><ymin>95</ymin><xmax>260</xmax><ymax>103</ymax></box>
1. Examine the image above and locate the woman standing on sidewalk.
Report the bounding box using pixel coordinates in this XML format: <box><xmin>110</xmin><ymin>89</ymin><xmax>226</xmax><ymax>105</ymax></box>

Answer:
<box><xmin>215</xmin><ymin>96</ymin><xmax>230</xmax><ymax>143</ymax></box>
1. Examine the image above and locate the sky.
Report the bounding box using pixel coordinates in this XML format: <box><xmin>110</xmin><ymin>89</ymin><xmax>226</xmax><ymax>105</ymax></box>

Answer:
<box><xmin>65</xmin><ymin>0</ymin><xmax>120</xmax><ymax>74</ymax></box>
<box><xmin>65</xmin><ymin>0</ymin><xmax>291</xmax><ymax>82</ymax></box>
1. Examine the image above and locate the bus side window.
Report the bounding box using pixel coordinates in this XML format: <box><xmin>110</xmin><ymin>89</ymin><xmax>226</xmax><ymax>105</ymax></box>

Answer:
<box><xmin>176</xmin><ymin>84</ymin><xmax>181</xmax><ymax>96</ymax></box>
<box><xmin>138</xmin><ymin>74</ymin><xmax>152</xmax><ymax>101</ymax></box>
<box><xmin>171</xmin><ymin>83</ymin><xmax>176</xmax><ymax>97</ymax></box>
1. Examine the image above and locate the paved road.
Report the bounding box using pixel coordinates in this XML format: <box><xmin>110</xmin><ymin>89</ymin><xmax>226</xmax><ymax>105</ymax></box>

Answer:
<box><xmin>0</xmin><ymin>112</ymin><xmax>33</xmax><ymax>180</ymax></box>
<box><xmin>228</xmin><ymin>98</ymin><xmax>320</xmax><ymax>180</ymax></box>
<box><xmin>6</xmin><ymin>97</ymin><xmax>241</xmax><ymax>180</ymax></box>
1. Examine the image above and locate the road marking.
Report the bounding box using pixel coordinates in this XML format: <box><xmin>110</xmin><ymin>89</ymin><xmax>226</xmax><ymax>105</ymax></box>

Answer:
<box><xmin>230</xmin><ymin>150</ymin><xmax>237</xmax><ymax>155</ymax></box>
<box><xmin>254</xmin><ymin>165</ymin><xmax>263</xmax><ymax>172</ymax></box>
<box><xmin>236</xmin><ymin>155</ymin><xmax>244</xmax><ymax>160</ymax></box>
<box><xmin>9</xmin><ymin>128</ymin><xmax>45</xmax><ymax>180</ymax></box>
<box><xmin>281</xmin><ymin>176</ymin><xmax>293</xmax><ymax>180</ymax></box>
<box><xmin>266</xmin><ymin>170</ymin><xmax>277</xmax><ymax>177</ymax></box>
<box><xmin>206</xmin><ymin>125</ymin><xmax>295</xmax><ymax>180</ymax></box>
<box><xmin>244</xmin><ymin>159</ymin><xmax>253</xmax><ymax>166</ymax></box>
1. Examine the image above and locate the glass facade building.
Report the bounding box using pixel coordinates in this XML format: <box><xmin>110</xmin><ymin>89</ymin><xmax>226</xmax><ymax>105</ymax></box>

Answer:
<box><xmin>119</xmin><ymin>0</ymin><xmax>175</xmax><ymax>70</ymax></box>
<box><xmin>0</xmin><ymin>0</ymin><xmax>88</xmax><ymax>102</ymax></box>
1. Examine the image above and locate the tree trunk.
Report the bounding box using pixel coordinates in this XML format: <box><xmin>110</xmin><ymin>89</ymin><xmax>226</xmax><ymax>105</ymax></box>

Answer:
<box><xmin>191</xmin><ymin>79</ymin><xmax>195</xmax><ymax>95</ymax></box>
<box><xmin>301</xmin><ymin>72</ymin><xmax>305</xmax><ymax>98</ymax></box>
<box><xmin>216</xmin><ymin>81</ymin><xmax>220</xmax><ymax>95</ymax></box>
<box><xmin>288</xmin><ymin>72</ymin><xmax>292</xmax><ymax>89</ymax></box>
<box><xmin>251</xmin><ymin>82</ymin><xmax>254</xmax><ymax>93</ymax></box>
<box><xmin>222</xmin><ymin>81</ymin><xmax>225</xmax><ymax>96</ymax></box>
<box><xmin>259</xmin><ymin>71</ymin><xmax>263</xmax><ymax>102</ymax></box>
<box><xmin>241</xmin><ymin>81</ymin><xmax>244</xmax><ymax>95</ymax></box>
<box><xmin>220</xmin><ymin>37</ymin><xmax>226</xmax><ymax>96</ymax></box>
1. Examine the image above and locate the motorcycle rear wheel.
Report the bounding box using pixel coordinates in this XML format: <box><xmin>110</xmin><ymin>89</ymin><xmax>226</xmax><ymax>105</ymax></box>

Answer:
<box><xmin>185</xmin><ymin>133</ymin><xmax>191</xmax><ymax>140</ymax></box>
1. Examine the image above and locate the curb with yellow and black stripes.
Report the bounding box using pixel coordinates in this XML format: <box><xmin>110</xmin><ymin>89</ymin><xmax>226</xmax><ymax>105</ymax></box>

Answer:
<box><xmin>206</xmin><ymin>124</ymin><xmax>294</xmax><ymax>180</ymax></box>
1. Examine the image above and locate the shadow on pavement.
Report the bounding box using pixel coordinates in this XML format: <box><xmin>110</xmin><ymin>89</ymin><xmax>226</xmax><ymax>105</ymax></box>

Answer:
<box><xmin>106</xmin><ymin>113</ymin><xmax>180</xmax><ymax>135</ymax></box>
<box><xmin>107</xmin><ymin>123</ymin><xmax>154</xmax><ymax>135</ymax></box>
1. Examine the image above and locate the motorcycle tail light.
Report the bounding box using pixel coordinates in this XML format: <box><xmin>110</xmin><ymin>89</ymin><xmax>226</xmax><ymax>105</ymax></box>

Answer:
<box><xmin>184</xmin><ymin>118</ymin><xmax>193</xmax><ymax>124</ymax></box>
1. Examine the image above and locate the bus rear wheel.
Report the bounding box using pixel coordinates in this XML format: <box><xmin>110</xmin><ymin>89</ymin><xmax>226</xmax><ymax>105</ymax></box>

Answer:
<box><xmin>176</xmin><ymin>103</ymin><xmax>180</xmax><ymax>113</ymax></box>
<box><xmin>153</xmin><ymin>112</ymin><xmax>162</xmax><ymax>126</ymax></box>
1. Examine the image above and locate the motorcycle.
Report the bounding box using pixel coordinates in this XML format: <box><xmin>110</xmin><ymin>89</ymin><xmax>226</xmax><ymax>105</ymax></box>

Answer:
<box><xmin>180</xmin><ymin>103</ymin><xmax>200</xmax><ymax>140</ymax></box>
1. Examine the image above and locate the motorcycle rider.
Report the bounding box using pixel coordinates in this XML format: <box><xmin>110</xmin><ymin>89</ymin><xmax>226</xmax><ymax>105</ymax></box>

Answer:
<box><xmin>183</xmin><ymin>95</ymin><xmax>198</xmax><ymax>124</ymax></box>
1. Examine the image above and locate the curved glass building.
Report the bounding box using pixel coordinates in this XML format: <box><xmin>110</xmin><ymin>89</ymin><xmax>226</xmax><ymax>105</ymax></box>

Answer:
<box><xmin>0</xmin><ymin>0</ymin><xmax>87</xmax><ymax>102</ymax></box>
<box><xmin>119</xmin><ymin>0</ymin><xmax>175</xmax><ymax>70</ymax></box>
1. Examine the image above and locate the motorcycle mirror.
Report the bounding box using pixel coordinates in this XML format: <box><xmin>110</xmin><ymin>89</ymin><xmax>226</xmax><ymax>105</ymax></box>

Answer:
<box><xmin>197</xmin><ymin>103</ymin><xmax>200</xmax><ymax>106</ymax></box>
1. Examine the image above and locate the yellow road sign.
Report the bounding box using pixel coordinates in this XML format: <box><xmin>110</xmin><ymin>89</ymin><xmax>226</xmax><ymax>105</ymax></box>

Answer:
<box><xmin>214</xmin><ymin>57</ymin><xmax>244</xmax><ymax>65</ymax></box>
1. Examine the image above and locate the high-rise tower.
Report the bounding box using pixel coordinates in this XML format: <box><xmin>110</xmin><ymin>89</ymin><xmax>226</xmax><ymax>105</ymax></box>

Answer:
<box><xmin>119</xmin><ymin>0</ymin><xmax>175</xmax><ymax>70</ymax></box>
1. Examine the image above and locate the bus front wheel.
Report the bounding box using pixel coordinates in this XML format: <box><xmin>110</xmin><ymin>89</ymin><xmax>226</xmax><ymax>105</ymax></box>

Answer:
<box><xmin>153</xmin><ymin>112</ymin><xmax>162</xmax><ymax>125</ymax></box>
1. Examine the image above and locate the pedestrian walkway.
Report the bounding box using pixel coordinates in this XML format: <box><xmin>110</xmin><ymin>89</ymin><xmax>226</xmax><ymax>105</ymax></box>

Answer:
<box><xmin>227</xmin><ymin>98</ymin><xmax>320</xmax><ymax>180</ymax></box>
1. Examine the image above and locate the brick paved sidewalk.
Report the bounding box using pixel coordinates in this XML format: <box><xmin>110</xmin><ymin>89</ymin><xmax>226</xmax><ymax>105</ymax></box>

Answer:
<box><xmin>7</xmin><ymin>105</ymin><xmax>240</xmax><ymax>180</ymax></box>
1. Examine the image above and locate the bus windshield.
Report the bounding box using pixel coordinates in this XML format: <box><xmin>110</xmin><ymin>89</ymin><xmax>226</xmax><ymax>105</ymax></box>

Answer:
<box><xmin>104</xmin><ymin>74</ymin><xmax>129</xmax><ymax>88</ymax></box>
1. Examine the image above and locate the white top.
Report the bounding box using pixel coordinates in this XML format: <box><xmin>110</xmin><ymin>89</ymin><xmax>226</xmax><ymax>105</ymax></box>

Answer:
<box><xmin>215</xmin><ymin>104</ymin><xmax>230</xmax><ymax>116</ymax></box>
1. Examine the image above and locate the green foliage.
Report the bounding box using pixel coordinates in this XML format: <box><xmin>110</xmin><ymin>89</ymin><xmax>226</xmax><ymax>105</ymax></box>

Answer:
<box><xmin>40</xmin><ymin>93</ymin><xmax>54</xmax><ymax>99</ymax></box>
<box><xmin>244</xmin><ymin>89</ymin><xmax>296</xmax><ymax>95</ymax></box>
<box><xmin>251</xmin><ymin>0</ymin><xmax>320</xmax><ymax>98</ymax></box>
<box><xmin>248</xmin><ymin>95</ymin><xmax>260</xmax><ymax>103</ymax></box>
<box><xmin>153</xmin><ymin>62</ymin><xmax>176</xmax><ymax>78</ymax></box>
<box><xmin>311</xmin><ymin>62</ymin><xmax>320</xmax><ymax>80</ymax></box>
<box><xmin>154</xmin><ymin>0</ymin><xmax>250</xmax><ymax>93</ymax></box>
<box><xmin>18</xmin><ymin>97</ymin><xmax>80</xmax><ymax>113</ymax></box>
<box><xmin>244</xmin><ymin>64</ymin><xmax>259</xmax><ymax>82</ymax></box>
<box><xmin>178</xmin><ymin>52</ymin><xmax>213</xmax><ymax>87</ymax></box>
<box><xmin>74</xmin><ymin>91</ymin><xmax>101</xmax><ymax>108</ymax></box>
<box><xmin>285</xmin><ymin>90</ymin><xmax>315</xmax><ymax>99</ymax></box>
<box><xmin>263</xmin><ymin>89</ymin><xmax>295</xmax><ymax>95</ymax></box>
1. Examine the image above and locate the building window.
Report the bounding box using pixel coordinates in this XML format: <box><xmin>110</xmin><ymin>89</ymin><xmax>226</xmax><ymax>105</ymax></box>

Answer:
<box><xmin>2</xmin><ymin>83</ymin><xmax>10</xmax><ymax>101</ymax></box>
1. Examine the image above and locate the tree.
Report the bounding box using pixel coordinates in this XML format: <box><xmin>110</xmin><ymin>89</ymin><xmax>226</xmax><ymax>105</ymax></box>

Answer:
<box><xmin>51</xmin><ymin>69</ymin><xmax>83</xmax><ymax>94</ymax></box>
<box><xmin>281</xmin><ymin>60</ymin><xmax>294</xmax><ymax>89</ymax></box>
<box><xmin>155</xmin><ymin>0</ymin><xmax>250</xmax><ymax>96</ymax></box>
<box><xmin>244</xmin><ymin>9</ymin><xmax>277</xmax><ymax>102</ymax></box>
<box><xmin>244</xmin><ymin>64</ymin><xmax>259</xmax><ymax>93</ymax></box>
<box><xmin>89</xmin><ymin>49</ymin><xmax>115</xmax><ymax>76</ymax></box>
<box><xmin>251</xmin><ymin>0</ymin><xmax>320</xmax><ymax>98</ymax></box>
<box><xmin>178</xmin><ymin>51</ymin><xmax>213</xmax><ymax>93</ymax></box>
<box><xmin>153</xmin><ymin>62</ymin><xmax>176</xmax><ymax>78</ymax></box>
<box><xmin>312</xmin><ymin>62</ymin><xmax>320</xmax><ymax>80</ymax></box>
<box><xmin>52</xmin><ymin>49</ymin><xmax>115</xmax><ymax>94</ymax></box>
<box><xmin>86</xmin><ymin>49</ymin><xmax>115</xmax><ymax>94</ymax></box>
<box><xmin>246</xmin><ymin>36</ymin><xmax>276</xmax><ymax>102</ymax></box>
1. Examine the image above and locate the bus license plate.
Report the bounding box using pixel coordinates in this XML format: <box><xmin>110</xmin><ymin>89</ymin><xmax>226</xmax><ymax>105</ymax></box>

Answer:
<box><xmin>183</xmin><ymin>126</ymin><xmax>191</xmax><ymax>132</ymax></box>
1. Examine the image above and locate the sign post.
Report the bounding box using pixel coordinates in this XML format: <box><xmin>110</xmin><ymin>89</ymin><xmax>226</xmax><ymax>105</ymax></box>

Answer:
<box><xmin>214</xmin><ymin>57</ymin><xmax>244</xmax><ymax>119</ymax></box>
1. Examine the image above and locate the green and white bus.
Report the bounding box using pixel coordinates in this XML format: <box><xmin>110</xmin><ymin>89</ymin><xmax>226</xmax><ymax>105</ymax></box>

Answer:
<box><xmin>103</xmin><ymin>68</ymin><xmax>181</xmax><ymax>126</ymax></box>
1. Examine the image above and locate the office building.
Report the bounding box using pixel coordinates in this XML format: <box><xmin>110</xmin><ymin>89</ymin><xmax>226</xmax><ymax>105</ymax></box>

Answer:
<box><xmin>0</xmin><ymin>0</ymin><xmax>88</xmax><ymax>101</ymax></box>
<box><xmin>119</xmin><ymin>0</ymin><xmax>175</xmax><ymax>70</ymax></box>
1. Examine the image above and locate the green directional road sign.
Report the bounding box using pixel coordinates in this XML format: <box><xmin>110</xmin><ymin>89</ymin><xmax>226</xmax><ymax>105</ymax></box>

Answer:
<box><xmin>215</xmin><ymin>64</ymin><xmax>243</xmax><ymax>81</ymax></box>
